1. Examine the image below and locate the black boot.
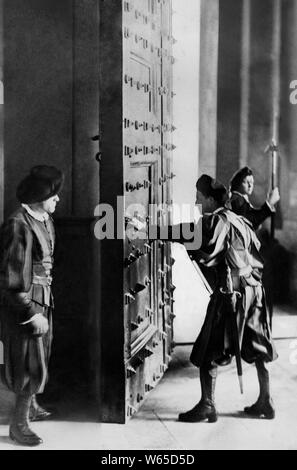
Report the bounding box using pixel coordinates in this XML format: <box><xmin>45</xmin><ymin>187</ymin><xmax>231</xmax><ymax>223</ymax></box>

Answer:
<box><xmin>10</xmin><ymin>392</ymin><xmax>43</xmax><ymax>446</ymax></box>
<box><xmin>244</xmin><ymin>399</ymin><xmax>275</xmax><ymax>419</ymax></box>
<box><xmin>30</xmin><ymin>394</ymin><xmax>52</xmax><ymax>422</ymax></box>
<box><xmin>178</xmin><ymin>364</ymin><xmax>218</xmax><ymax>423</ymax></box>
<box><xmin>244</xmin><ymin>359</ymin><xmax>275</xmax><ymax>419</ymax></box>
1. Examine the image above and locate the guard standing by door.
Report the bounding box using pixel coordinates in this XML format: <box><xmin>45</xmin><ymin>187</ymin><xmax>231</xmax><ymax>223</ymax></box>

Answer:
<box><xmin>228</xmin><ymin>166</ymin><xmax>280</xmax><ymax>324</ymax></box>
<box><xmin>149</xmin><ymin>174</ymin><xmax>278</xmax><ymax>422</ymax></box>
<box><xmin>0</xmin><ymin>165</ymin><xmax>64</xmax><ymax>446</ymax></box>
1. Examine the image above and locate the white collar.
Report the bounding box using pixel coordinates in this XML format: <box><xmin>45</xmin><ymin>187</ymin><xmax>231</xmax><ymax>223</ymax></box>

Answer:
<box><xmin>214</xmin><ymin>207</ymin><xmax>224</xmax><ymax>214</ymax></box>
<box><xmin>22</xmin><ymin>204</ymin><xmax>49</xmax><ymax>222</ymax></box>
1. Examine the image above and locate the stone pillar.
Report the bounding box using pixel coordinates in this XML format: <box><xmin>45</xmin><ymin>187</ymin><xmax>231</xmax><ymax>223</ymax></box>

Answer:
<box><xmin>216</xmin><ymin>0</ymin><xmax>243</xmax><ymax>187</ymax></box>
<box><xmin>239</xmin><ymin>0</ymin><xmax>251</xmax><ymax>168</ymax></box>
<box><xmin>280</xmin><ymin>0</ymin><xmax>297</xmax><ymax>214</ymax></box>
<box><xmin>198</xmin><ymin>0</ymin><xmax>219</xmax><ymax>177</ymax></box>
<box><xmin>0</xmin><ymin>0</ymin><xmax>3</xmax><ymax>223</ymax></box>
<box><xmin>278</xmin><ymin>0</ymin><xmax>297</xmax><ymax>304</ymax></box>
<box><xmin>248</xmin><ymin>0</ymin><xmax>275</xmax><ymax>206</ymax></box>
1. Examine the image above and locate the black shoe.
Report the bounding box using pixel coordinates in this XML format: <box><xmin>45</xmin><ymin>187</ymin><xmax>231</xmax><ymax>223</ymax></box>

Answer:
<box><xmin>30</xmin><ymin>395</ymin><xmax>52</xmax><ymax>422</ymax></box>
<box><xmin>244</xmin><ymin>398</ymin><xmax>275</xmax><ymax>419</ymax></box>
<box><xmin>29</xmin><ymin>405</ymin><xmax>52</xmax><ymax>422</ymax></box>
<box><xmin>178</xmin><ymin>400</ymin><xmax>218</xmax><ymax>423</ymax></box>
<box><xmin>9</xmin><ymin>424</ymin><xmax>43</xmax><ymax>446</ymax></box>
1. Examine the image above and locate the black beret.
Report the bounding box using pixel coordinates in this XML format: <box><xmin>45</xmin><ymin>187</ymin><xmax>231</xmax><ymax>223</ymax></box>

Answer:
<box><xmin>16</xmin><ymin>165</ymin><xmax>64</xmax><ymax>204</ymax></box>
<box><xmin>196</xmin><ymin>174</ymin><xmax>228</xmax><ymax>205</ymax></box>
<box><xmin>229</xmin><ymin>166</ymin><xmax>253</xmax><ymax>192</ymax></box>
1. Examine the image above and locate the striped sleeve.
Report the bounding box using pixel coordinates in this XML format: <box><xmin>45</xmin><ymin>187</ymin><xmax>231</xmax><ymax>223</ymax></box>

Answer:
<box><xmin>193</xmin><ymin>214</ymin><xmax>229</xmax><ymax>267</ymax></box>
<box><xmin>0</xmin><ymin>218</ymin><xmax>39</xmax><ymax>321</ymax></box>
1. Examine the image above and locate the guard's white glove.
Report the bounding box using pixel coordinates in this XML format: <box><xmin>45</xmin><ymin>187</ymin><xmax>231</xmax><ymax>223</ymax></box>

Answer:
<box><xmin>267</xmin><ymin>187</ymin><xmax>280</xmax><ymax>207</ymax></box>
<box><xmin>30</xmin><ymin>315</ymin><xmax>49</xmax><ymax>335</ymax></box>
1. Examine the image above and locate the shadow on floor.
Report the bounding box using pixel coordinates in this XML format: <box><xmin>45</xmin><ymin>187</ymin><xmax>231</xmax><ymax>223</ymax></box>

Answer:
<box><xmin>0</xmin><ymin>436</ymin><xmax>13</xmax><ymax>446</ymax></box>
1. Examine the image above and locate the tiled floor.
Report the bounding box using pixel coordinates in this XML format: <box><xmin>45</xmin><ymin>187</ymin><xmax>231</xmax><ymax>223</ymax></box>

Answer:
<box><xmin>0</xmin><ymin>306</ymin><xmax>296</xmax><ymax>450</ymax></box>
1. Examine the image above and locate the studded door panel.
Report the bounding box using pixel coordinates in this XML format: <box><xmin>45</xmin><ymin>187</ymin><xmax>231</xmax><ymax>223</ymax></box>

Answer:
<box><xmin>100</xmin><ymin>0</ymin><xmax>175</xmax><ymax>423</ymax></box>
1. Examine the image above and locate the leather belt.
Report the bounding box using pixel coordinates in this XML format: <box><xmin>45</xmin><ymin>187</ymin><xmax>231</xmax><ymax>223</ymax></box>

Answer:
<box><xmin>32</xmin><ymin>275</ymin><xmax>52</xmax><ymax>286</ymax></box>
<box><xmin>231</xmin><ymin>265</ymin><xmax>252</xmax><ymax>277</ymax></box>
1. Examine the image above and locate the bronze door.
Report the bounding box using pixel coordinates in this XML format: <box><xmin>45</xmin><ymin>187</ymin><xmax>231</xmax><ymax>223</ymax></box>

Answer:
<box><xmin>100</xmin><ymin>0</ymin><xmax>175</xmax><ymax>423</ymax></box>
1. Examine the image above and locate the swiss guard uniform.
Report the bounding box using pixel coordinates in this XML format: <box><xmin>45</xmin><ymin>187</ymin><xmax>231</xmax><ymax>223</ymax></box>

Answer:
<box><xmin>189</xmin><ymin>208</ymin><xmax>277</xmax><ymax>368</ymax></box>
<box><xmin>0</xmin><ymin>165</ymin><xmax>63</xmax><ymax>446</ymax></box>
<box><xmin>228</xmin><ymin>166</ymin><xmax>275</xmax><ymax>231</ymax></box>
<box><xmin>229</xmin><ymin>191</ymin><xmax>274</xmax><ymax>230</ymax></box>
<box><xmin>228</xmin><ymin>166</ymin><xmax>278</xmax><ymax>326</ymax></box>
<box><xmin>159</xmin><ymin>175</ymin><xmax>277</xmax><ymax>423</ymax></box>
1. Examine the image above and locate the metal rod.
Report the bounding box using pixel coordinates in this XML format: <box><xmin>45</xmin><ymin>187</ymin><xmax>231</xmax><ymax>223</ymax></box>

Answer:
<box><xmin>270</xmin><ymin>0</ymin><xmax>281</xmax><ymax>240</ymax></box>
